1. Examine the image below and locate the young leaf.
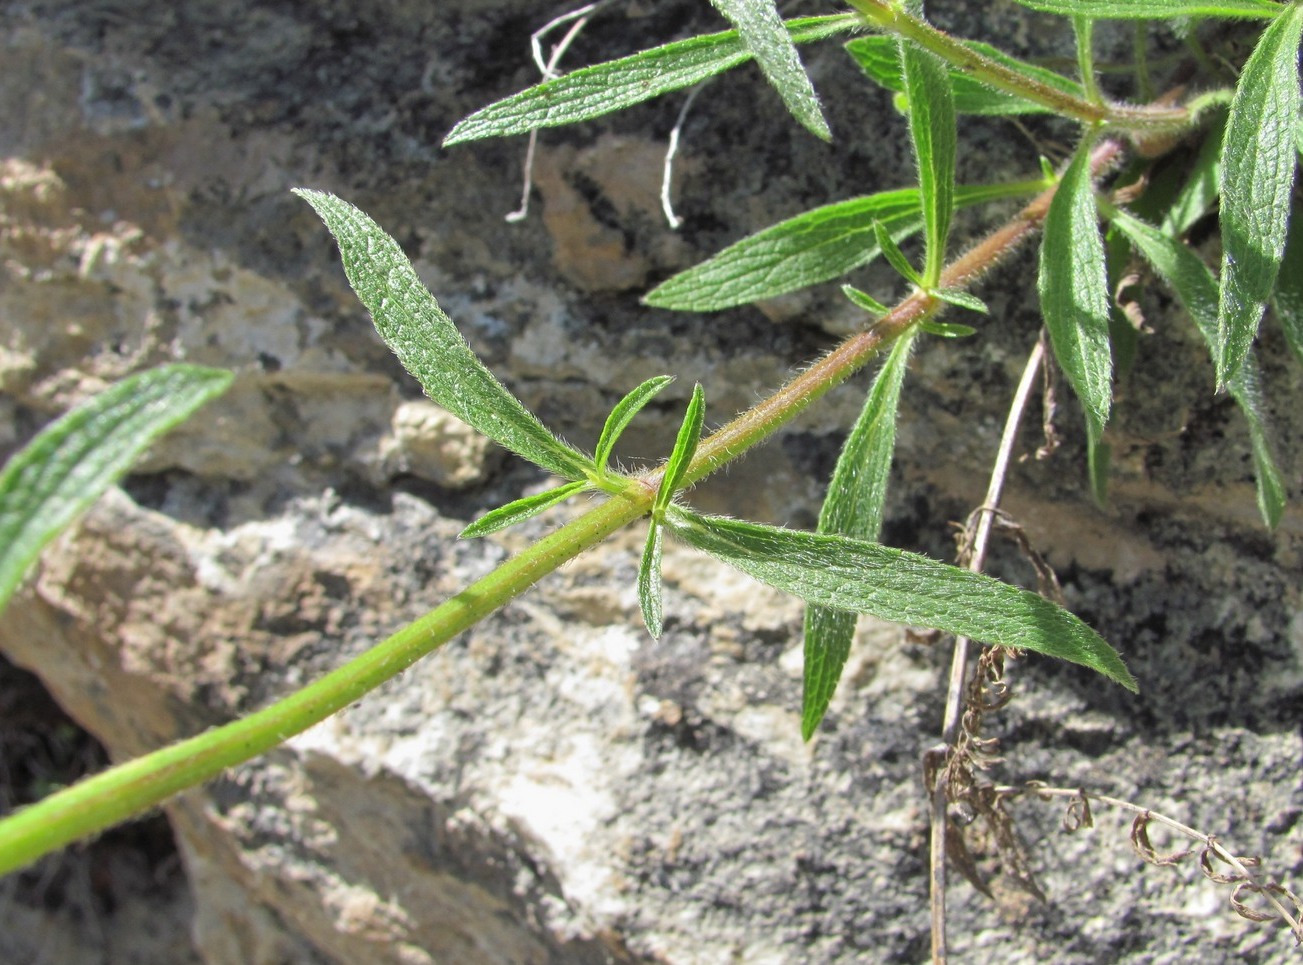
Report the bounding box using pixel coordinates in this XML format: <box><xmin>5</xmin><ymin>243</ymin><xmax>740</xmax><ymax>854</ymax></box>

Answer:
<box><xmin>802</xmin><ymin>331</ymin><xmax>915</xmax><ymax>739</ymax></box>
<box><xmin>1272</xmin><ymin>198</ymin><xmax>1303</xmax><ymax>365</ymax></box>
<box><xmin>845</xmin><ymin>36</ymin><xmax>1086</xmax><ymax>116</ymax></box>
<box><xmin>1008</xmin><ymin>0</ymin><xmax>1280</xmax><ymax>18</ymax></box>
<box><xmin>667</xmin><ymin>509</ymin><xmax>1138</xmax><ymax>692</ymax></box>
<box><xmin>931</xmin><ymin>288</ymin><xmax>990</xmax><ymax>314</ymax></box>
<box><xmin>1038</xmin><ymin>140</ymin><xmax>1113</xmax><ymax>443</ymax></box>
<box><xmin>1161</xmin><ymin>109</ymin><xmax>1225</xmax><ymax>238</ymax></box>
<box><xmin>460</xmin><ymin>480</ymin><xmax>587</xmax><ymax>539</ymax></box>
<box><xmin>644</xmin><ymin>180</ymin><xmax>1043</xmax><ymax>311</ymax></box>
<box><xmin>1216</xmin><ymin>3</ymin><xmax>1303</xmax><ymax>386</ymax></box>
<box><xmin>0</xmin><ymin>365</ymin><xmax>233</xmax><ymax>615</ymax></box>
<box><xmin>708</xmin><ymin>0</ymin><xmax>830</xmax><ymax>140</ymax></box>
<box><xmin>654</xmin><ymin>384</ymin><xmax>706</xmax><ymax>518</ymax></box>
<box><xmin>900</xmin><ymin>40</ymin><xmax>957</xmax><ymax>286</ymax></box>
<box><xmin>639</xmin><ymin>521</ymin><xmax>665</xmax><ymax>637</ymax></box>
<box><xmin>443</xmin><ymin>16</ymin><xmax>855</xmax><ymax>145</ymax></box>
<box><xmin>919</xmin><ymin>320</ymin><xmax>978</xmax><ymax>337</ymax></box>
<box><xmin>874</xmin><ymin>219</ymin><xmax>923</xmax><ymax>286</ymax></box>
<box><xmin>296</xmin><ymin>189</ymin><xmax>593</xmax><ymax>482</ymax></box>
<box><xmin>842</xmin><ymin>284</ymin><xmax>891</xmax><ymax>316</ymax></box>
<box><xmin>1110</xmin><ymin>207</ymin><xmax>1287</xmax><ymax>527</ymax></box>
<box><xmin>594</xmin><ymin>375</ymin><xmax>675</xmax><ymax>472</ymax></box>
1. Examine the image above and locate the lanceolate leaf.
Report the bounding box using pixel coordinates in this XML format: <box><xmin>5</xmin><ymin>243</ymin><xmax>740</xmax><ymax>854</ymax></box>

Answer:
<box><xmin>874</xmin><ymin>219</ymin><xmax>923</xmax><ymax>286</ymax></box>
<box><xmin>594</xmin><ymin>375</ymin><xmax>675</xmax><ymax>471</ymax></box>
<box><xmin>1161</xmin><ymin>110</ymin><xmax>1225</xmax><ymax>238</ymax></box>
<box><xmin>846</xmin><ymin>36</ymin><xmax>1085</xmax><ymax>116</ymax></box>
<box><xmin>932</xmin><ymin>288</ymin><xmax>990</xmax><ymax>314</ymax></box>
<box><xmin>1216</xmin><ymin>3</ymin><xmax>1303</xmax><ymax>386</ymax></box>
<box><xmin>444</xmin><ymin>15</ymin><xmax>855</xmax><ymax>145</ymax></box>
<box><xmin>1008</xmin><ymin>0</ymin><xmax>1280</xmax><ymax>18</ymax></box>
<box><xmin>1272</xmin><ymin>199</ymin><xmax>1303</xmax><ymax>365</ymax></box>
<box><xmin>1110</xmin><ymin>208</ymin><xmax>1287</xmax><ymax>528</ymax></box>
<box><xmin>655</xmin><ymin>384</ymin><xmax>706</xmax><ymax>517</ymax></box>
<box><xmin>667</xmin><ymin>509</ymin><xmax>1137</xmax><ymax>691</ymax></box>
<box><xmin>0</xmin><ymin>365</ymin><xmax>233</xmax><ymax>615</ymax></box>
<box><xmin>802</xmin><ymin>331</ymin><xmax>915</xmax><ymax>739</ymax></box>
<box><xmin>644</xmin><ymin>180</ymin><xmax>1042</xmax><ymax>311</ymax></box>
<box><xmin>296</xmin><ymin>190</ymin><xmax>592</xmax><ymax>482</ymax></box>
<box><xmin>460</xmin><ymin>481</ymin><xmax>587</xmax><ymax>539</ymax></box>
<box><xmin>842</xmin><ymin>284</ymin><xmax>890</xmax><ymax>316</ymax></box>
<box><xmin>708</xmin><ymin>0</ymin><xmax>831</xmax><ymax>140</ymax></box>
<box><xmin>639</xmin><ymin>521</ymin><xmax>665</xmax><ymax>637</ymax></box>
<box><xmin>901</xmin><ymin>40</ymin><xmax>957</xmax><ymax>286</ymax></box>
<box><xmin>1039</xmin><ymin>140</ymin><xmax>1113</xmax><ymax>443</ymax></box>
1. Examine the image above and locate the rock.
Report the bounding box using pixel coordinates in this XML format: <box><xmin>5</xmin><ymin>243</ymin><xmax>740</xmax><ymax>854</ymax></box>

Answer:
<box><xmin>1</xmin><ymin>2</ymin><xmax>1301</xmax><ymax>964</ymax></box>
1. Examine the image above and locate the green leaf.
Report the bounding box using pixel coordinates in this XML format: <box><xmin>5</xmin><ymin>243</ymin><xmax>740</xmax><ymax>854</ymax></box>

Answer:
<box><xmin>667</xmin><ymin>509</ymin><xmax>1137</xmax><ymax>692</ymax></box>
<box><xmin>296</xmin><ymin>189</ymin><xmax>593</xmax><ymax>482</ymax></box>
<box><xmin>654</xmin><ymin>384</ymin><xmax>706</xmax><ymax>518</ymax></box>
<box><xmin>1161</xmin><ymin>110</ymin><xmax>1226</xmax><ymax>238</ymax></box>
<box><xmin>460</xmin><ymin>481</ymin><xmax>587</xmax><ymax>539</ymax></box>
<box><xmin>1271</xmin><ymin>197</ymin><xmax>1303</xmax><ymax>365</ymax></box>
<box><xmin>931</xmin><ymin>288</ymin><xmax>990</xmax><ymax>314</ymax></box>
<box><xmin>1039</xmin><ymin>140</ymin><xmax>1113</xmax><ymax>442</ymax></box>
<box><xmin>594</xmin><ymin>375</ymin><xmax>675</xmax><ymax>472</ymax></box>
<box><xmin>639</xmin><ymin>521</ymin><xmax>665</xmax><ymax>637</ymax></box>
<box><xmin>444</xmin><ymin>15</ymin><xmax>855</xmax><ymax>145</ymax></box>
<box><xmin>842</xmin><ymin>284</ymin><xmax>890</xmax><ymax>316</ymax></box>
<box><xmin>919</xmin><ymin>320</ymin><xmax>978</xmax><ymax>337</ymax></box>
<box><xmin>1110</xmin><ymin>207</ymin><xmax>1287</xmax><ymax>527</ymax></box>
<box><xmin>708</xmin><ymin>0</ymin><xmax>830</xmax><ymax>140</ymax></box>
<box><xmin>874</xmin><ymin>219</ymin><xmax>923</xmax><ymax>286</ymax></box>
<box><xmin>644</xmin><ymin>180</ymin><xmax>1042</xmax><ymax>311</ymax></box>
<box><xmin>846</xmin><ymin>36</ymin><xmax>1086</xmax><ymax>116</ymax></box>
<box><xmin>901</xmin><ymin>40</ymin><xmax>957</xmax><ymax>286</ymax></box>
<box><xmin>1216</xmin><ymin>3</ymin><xmax>1303</xmax><ymax>385</ymax></box>
<box><xmin>0</xmin><ymin>365</ymin><xmax>233</xmax><ymax>615</ymax></box>
<box><xmin>802</xmin><ymin>331</ymin><xmax>915</xmax><ymax>739</ymax></box>
<box><xmin>1007</xmin><ymin>0</ymin><xmax>1281</xmax><ymax>18</ymax></box>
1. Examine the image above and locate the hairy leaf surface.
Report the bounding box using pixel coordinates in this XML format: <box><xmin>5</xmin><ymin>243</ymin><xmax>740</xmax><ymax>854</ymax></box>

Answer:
<box><xmin>1008</xmin><ymin>0</ymin><xmax>1280</xmax><ymax>17</ymax></box>
<box><xmin>901</xmin><ymin>40</ymin><xmax>957</xmax><ymax>286</ymax></box>
<box><xmin>594</xmin><ymin>376</ymin><xmax>675</xmax><ymax>471</ymax></box>
<box><xmin>668</xmin><ymin>509</ymin><xmax>1137</xmax><ymax>691</ymax></box>
<box><xmin>297</xmin><ymin>190</ymin><xmax>593</xmax><ymax>481</ymax></box>
<box><xmin>0</xmin><ymin>365</ymin><xmax>233</xmax><ymax>614</ymax></box>
<box><xmin>461</xmin><ymin>481</ymin><xmax>588</xmax><ymax>539</ymax></box>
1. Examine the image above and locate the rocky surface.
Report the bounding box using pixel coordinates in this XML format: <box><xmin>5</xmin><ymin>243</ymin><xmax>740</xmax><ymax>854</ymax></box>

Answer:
<box><xmin>1</xmin><ymin>1</ymin><xmax>1300</xmax><ymax>963</ymax></box>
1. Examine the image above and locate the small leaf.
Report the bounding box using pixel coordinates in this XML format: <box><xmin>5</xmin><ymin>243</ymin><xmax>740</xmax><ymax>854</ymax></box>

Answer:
<box><xmin>644</xmin><ymin>180</ymin><xmax>1042</xmax><ymax>311</ymax></box>
<box><xmin>1271</xmin><ymin>197</ymin><xmax>1303</xmax><ymax>365</ymax></box>
<box><xmin>931</xmin><ymin>288</ymin><xmax>990</xmax><ymax>314</ymax></box>
<box><xmin>655</xmin><ymin>384</ymin><xmax>706</xmax><ymax>517</ymax></box>
<box><xmin>842</xmin><ymin>284</ymin><xmax>890</xmax><ymax>316</ymax></box>
<box><xmin>919</xmin><ymin>320</ymin><xmax>978</xmax><ymax>337</ymax></box>
<box><xmin>874</xmin><ymin>219</ymin><xmax>923</xmax><ymax>286</ymax></box>
<box><xmin>296</xmin><ymin>190</ymin><xmax>593</xmax><ymax>482</ymax></box>
<box><xmin>901</xmin><ymin>40</ymin><xmax>957</xmax><ymax>286</ymax></box>
<box><xmin>460</xmin><ymin>480</ymin><xmax>587</xmax><ymax>539</ymax></box>
<box><xmin>0</xmin><ymin>365</ymin><xmax>233</xmax><ymax>615</ymax></box>
<box><xmin>802</xmin><ymin>332</ymin><xmax>915</xmax><ymax>738</ymax></box>
<box><xmin>667</xmin><ymin>509</ymin><xmax>1138</xmax><ymax>692</ymax></box>
<box><xmin>1008</xmin><ymin>0</ymin><xmax>1280</xmax><ymax>18</ymax></box>
<box><xmin>1110</xmin><ymin>207</ymin><xmax>1287</xmax><ymax>528</ymax></box>
<box><xmin>708</xmin><ymin>0</ymin><xmax>830</xmax><ymax>140</ymax></box>
<box><xmin>1216</xmin><ymin>3</ymin><xmax>1303</xmax><ymax>385</ymax></box>
<box><xmin>1038</xmin><ymin>139</ymin><xmax>1114</xmax><ymax>442</ymax></box>
<box><xmin>444</xmin><ymin>15</ymin><xmax>856</xmax><ymax>145</ymax></box>
<box><xmin>594</xmin><ymin>375</ymin><xmax>675</xmax><ymax>471</ymax></box>
<box><xmin>1161</xmin><ymin>110</ymin><xmax>1226</xmax><ymax>238</ymax></box>
<box><xmin>846</xmin><ymin>36</ymin><xmax>1086</xmax><ymax>116</ymax></box>
<box><xmin>638</xmin><ymin>521</ymin><xmax>665</xmax><ymax>637</ymax></box>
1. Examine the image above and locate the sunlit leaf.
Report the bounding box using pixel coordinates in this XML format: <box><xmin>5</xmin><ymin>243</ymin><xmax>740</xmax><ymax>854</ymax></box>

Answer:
<box><xmin>874</xmin><ymin>219</ymin><xmax>923</xmax><ymax>286</ymax></box>
<box><xmin>709</xmin><ymin>0</ymin><xmax>830</xmax><ymax>139</ymax></box>
<box><xmin>0</xmin><ymin>365</ymin><xmax>233</xmax><ymax>614</ymax></box>
<box><xmin>1216</xmin><ymin>3</ymin><xmax>1303</xmax><ymax>385</ymax></box>
<box><xmin>919</xmin><ymin>320</ymin><xmax>978</xmax><ymax>337</ymax></box>
<box><xmin>932</xmin><ymin>288</ymin><xmax>989</xmax><ymax>314</ymax></box>
<box><xmin>668</xmin><ymin>509</ymin><xmax>1137</xmax><ymax>691</ymax></box>
<box><xmin>842</xmin><ymin>284</ymin><xmax>890</xmax><ymax>316</ymax></box>
<box><xmin>1110</xmin><ymin>207</ymin><xmax>1287</xmax><ymax>527</ymax></box>
<box><xmin>460</xmin><ymin>481</ymin><xmax>587</xmax><ymax>538</ymax></box>
<box><xmin>901</xmin><ymin>40</ymin><xmax>957</xmax><ymax>285</ymax></box>
<box><xmin>655</xmin><ymin>384</ymin><xmax>706</xmax><ymax>517</ymax></box>
<box><xmin>846</xmin><ymin>36</ymin><xmax>1085</xmax><ymax>116</ymax></box>
<box><xmin>1161</xmin><ymin>110</ymin><xmax>1225</xmax><ymax>237</ymax></box>
<box><xmin>444</xmin><ymin>15</ymin><xmax>855</xmax><ymax>145</ymax></box>
<box><xmin>1008</xmin><ymin>0</ymin><xmax>1280</xmax><ymax>18</ymax></box>
<box><xmin>644</xmin><ymin>180</ymin><xmax>1044</xmax><ymax>311</ymax></box>
<box><xmin>1039</xmin><ymin>140</ymin><xmax>1113</xmax><ymax>443</ymax></box>
<box><xmin>639</xmin><ymin>521</ymin><xmax>665</xmax><ymax>637</ymax></box>
<box><xmin>594</xmin><ymin>376</ymin><xmax>675</xmax><ymax>471</ymax></box>
<box><xmin>1271</xmin><ymin>197</ymin><xmax>1303</xmax><ymax>365</ymax></box>
<box><xmin>802</xmin><ymin>332</ymin><xmax>915</xmax><ymax>739</ymax></box>
<box><xmin>296</xmin><ymin>190</ymin><xmax>593</xmax><ymax>481</ymax></box>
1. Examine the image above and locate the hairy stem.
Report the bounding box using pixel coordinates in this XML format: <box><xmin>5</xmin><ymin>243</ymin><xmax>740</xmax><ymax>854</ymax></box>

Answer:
<box><xmin>0</xmin><ymin>139</ymin><xmax>1125</xmax><ymax>877</ymax></box>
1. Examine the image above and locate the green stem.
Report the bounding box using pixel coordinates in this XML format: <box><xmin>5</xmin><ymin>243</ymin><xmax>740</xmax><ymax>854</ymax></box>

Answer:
<box><xmin>1074</xmin><ymin>16</ymin><xmax>1102</xmax><ymax>105</ymax></box>
<box><xmin>0</xmin><ymin>138</ymin><xmax>1127</xmax><ymax>878</ymax></box>
<box><xmin>846</xmin><ymin>0</ymin><xmax>1188</xmax><ymax>132</ymax></box>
